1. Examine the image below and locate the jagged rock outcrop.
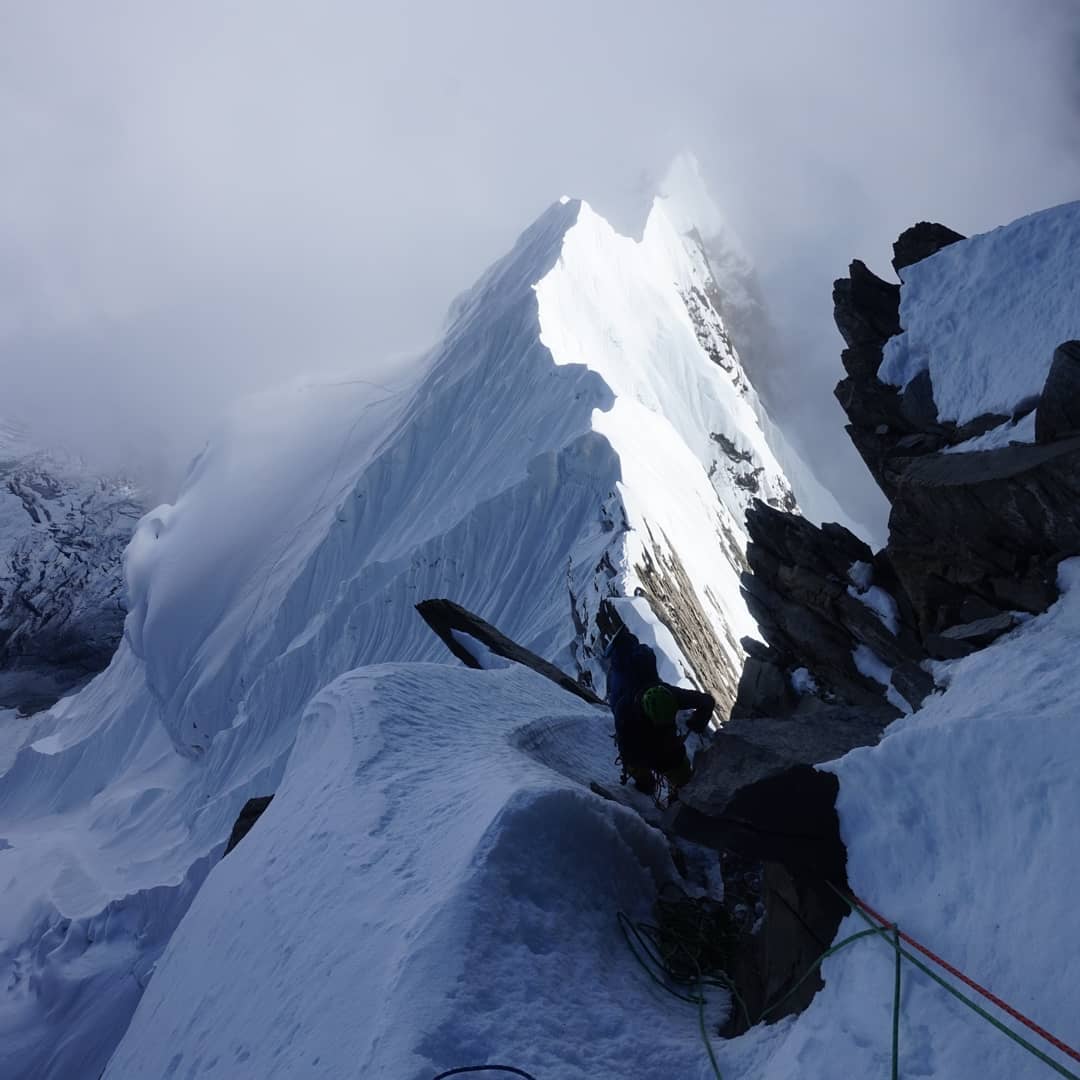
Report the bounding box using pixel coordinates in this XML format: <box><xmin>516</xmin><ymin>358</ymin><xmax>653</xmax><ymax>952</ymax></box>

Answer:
<box><xmin>0</xmin><ymin>425</ymin><xmax>143</xmax><ymax>712</ymax></box>
<box><xmin>891</xmin><ymin>220</ymin><xmax>965</xmax><ymax>275</ymax></box>
<box><xmin>671</xmin><ymin>762</ymin><xmax>858</xmax><ymax>1034</ymax></box>
<box><xmin>830</xmin><ymin>249</ymin><xmax>1018</xmax><ymax>500</ymax></box>
<box><xmin>887</xmin><ymin>434</ymin><xmax>1080</xmax><ymax>633</ymax></box>
<box><xmin>737</xmin><ymin>221</ymin><xmax>1080</xmax><ymax>717</ymax></box>
<box><xmin>734</xmin><ymin>500</ymin><xmax>933</xmax><ymax>716</ymax></box>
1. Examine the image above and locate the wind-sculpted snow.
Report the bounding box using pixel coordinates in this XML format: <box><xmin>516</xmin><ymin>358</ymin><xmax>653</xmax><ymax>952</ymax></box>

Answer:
<box><xmin>880</xmin><ymin>200</ymin><xmax>1080</xmax><ymax>427</ymax></box>
<box><xmin>102</xmin><ymin>665</ymin><xmax>716</xmax><ymax>1080</ymax></box>
<box><xmin>1</xmin><ymin>187</ymin><xmax>796</xmax><ymax>1075</ymax></box>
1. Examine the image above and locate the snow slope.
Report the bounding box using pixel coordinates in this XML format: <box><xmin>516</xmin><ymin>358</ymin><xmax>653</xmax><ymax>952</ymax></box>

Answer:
<box><xmin>103</xmin><ymin>664</ymin><xmax>722</xmax><ymax>1080</ymax></box>
<box><xmin>1</xmin><ymin>184</ymin><xmax>796</xmax><ymax>1077</ymax></box>
<box><xmin>880</xmin><ymin>200</ymin><xmax>1080</xmax><ymax>427</ymax></box>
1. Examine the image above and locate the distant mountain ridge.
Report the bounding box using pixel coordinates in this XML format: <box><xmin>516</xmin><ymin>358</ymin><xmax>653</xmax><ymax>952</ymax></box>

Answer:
<box><xmin>0</xmin><ymin>420</ymin><xmax>143</xmax><ymax>713</ymax></box>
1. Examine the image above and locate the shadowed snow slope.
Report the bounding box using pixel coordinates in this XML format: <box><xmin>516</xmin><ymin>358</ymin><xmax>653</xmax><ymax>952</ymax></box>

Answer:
<box><xmin>102</xmin><ymin>665</ymin><xmax>716</xmax><ymax>1080</ymax></box>
<box><xmin>1</xmin><ymin>188</ymin><xmax>796</xmax><ymax>1077</ymax></box>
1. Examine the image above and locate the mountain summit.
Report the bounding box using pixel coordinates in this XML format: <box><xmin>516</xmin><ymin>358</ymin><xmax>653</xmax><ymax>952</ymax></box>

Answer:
<box><xmin>0</xmin><ymin>175</ymin><xmax>800</xmax><ymax>1078</ymax></box>
<box><xmin>4</xmin><ymin>175</ymin><xmax>1080</xmax><ymax>1080</ymax></box>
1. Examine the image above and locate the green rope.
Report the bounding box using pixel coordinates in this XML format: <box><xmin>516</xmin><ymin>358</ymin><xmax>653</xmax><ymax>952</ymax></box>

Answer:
<box><xmin>891</xmin><ymin>926</ymin><xmax>902</xmax><ymax>1080</ymax></box>
<box><xmin>617</xmin><ymin>911</ymin><xmax>724</xmax><ymax>1079</ymax></box>
<box><xmin>617</xmin><ymin>884</ymin><xmax>744</xmax><ymax>1080</ymax></box>
<box><xmin>622</xmin><ymin>878</ymin><xmax>1078</xmax><ymax>1080</ymax></box>
<box><xmin>837</xmin><ymin>888</ymin><xmax>1080</xmax><ymax>1080</ymax></box>
<box><xmin>696</xmin><ymin>981</ymin><xmax>724</xmax><ymax>1080</ymax></box>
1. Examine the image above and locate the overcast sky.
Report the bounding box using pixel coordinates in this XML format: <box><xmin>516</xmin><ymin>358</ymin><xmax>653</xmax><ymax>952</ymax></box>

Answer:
<box><xmin>2</xmin><ymin>1</ymin><xmax>1079</xmax><ymax>518</ymax></box>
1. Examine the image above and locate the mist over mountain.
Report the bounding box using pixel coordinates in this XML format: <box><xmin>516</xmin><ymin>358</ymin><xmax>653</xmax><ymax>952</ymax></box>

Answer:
<box><xmin>3</xmin><ymin>6</ymin><xmax>1080</xmax><ymax>1079</ymax></box>
<box><xmin>3</xmin><ymin>1</ymin><xmax>1079</xmax><ymax>519</ymax></box>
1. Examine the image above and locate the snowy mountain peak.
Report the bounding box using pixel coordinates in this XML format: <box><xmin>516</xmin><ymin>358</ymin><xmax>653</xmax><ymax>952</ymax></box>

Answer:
<box><xmin>656</xmin><ymin>151</ymin><xmax>745</xmax><ymax>256</ymax></box>
<box><xmin>0</xmin><ymin>180</ymin><xmax>801</xmax><ymax>1078</ymax></box>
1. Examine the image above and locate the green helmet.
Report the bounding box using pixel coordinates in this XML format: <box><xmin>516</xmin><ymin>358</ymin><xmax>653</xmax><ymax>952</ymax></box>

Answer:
<box><xmin>641</xmin><ymin>685</ymin><xmax>677</xmax><ymax>727</ymax></box>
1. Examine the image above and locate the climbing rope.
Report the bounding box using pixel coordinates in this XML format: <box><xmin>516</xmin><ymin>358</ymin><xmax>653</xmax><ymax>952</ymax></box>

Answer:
<box><xmin>439</xmin><ymin>882</ymin><xmax>1080</xmax><ymax>1080</ymax></box>
<box><xmin>834</xmin><ymin>886</ymin><xmax>1080</xmax><ymax>1080</ymax></box>
<box><xmin>430</xmin><ymin>1066</ymin><xmax>539</xmax><ymax>1079</ymax></box>
<box><xmin>618</xmin><ymin>882</ymin><xmax>750</xmax><ymax>1079</ymax></box>
<box><xmin>619</xmin><ymin>878</ymin><xmax>1080</xmax><ymax>1080</ymax></box>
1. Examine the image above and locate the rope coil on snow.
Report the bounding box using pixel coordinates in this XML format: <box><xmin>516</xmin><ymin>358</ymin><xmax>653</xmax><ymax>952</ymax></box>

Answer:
<box><xmin>436</xmin><ymin>883</ymin><xmax>1080</xmax><ymax>1080</ymax></box>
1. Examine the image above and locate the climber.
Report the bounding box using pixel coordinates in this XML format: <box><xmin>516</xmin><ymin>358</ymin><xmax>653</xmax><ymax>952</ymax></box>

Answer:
<box><xmin>604</xmin><ymin>628</ymin><xmax>715</xmax><ymax>799</ymax></box>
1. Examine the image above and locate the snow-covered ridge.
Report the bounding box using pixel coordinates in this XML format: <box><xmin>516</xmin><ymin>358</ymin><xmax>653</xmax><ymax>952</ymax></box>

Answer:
<box><xmin>0</xmin><ymin>181</ymin><xmax>798</xmax><ymax>1077</ymax></box>
<box><xmin>880</xmin><ymin>200</ymin><xmax>1080</xmax><ymax>429</ymax></box>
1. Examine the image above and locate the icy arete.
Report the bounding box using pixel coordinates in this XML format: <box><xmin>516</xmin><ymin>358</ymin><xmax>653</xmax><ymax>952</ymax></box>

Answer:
<box><xmin>1</xmin><ymin>180</ymin><xmax>799</xmax><ymax>1077</ymax></box>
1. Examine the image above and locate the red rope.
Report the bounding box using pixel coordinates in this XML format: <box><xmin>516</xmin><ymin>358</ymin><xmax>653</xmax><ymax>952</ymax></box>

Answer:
<box><xmin>849</xmin><ymin>891</ymin><xmax>1080</xmax><ymax>1066</ymax></box>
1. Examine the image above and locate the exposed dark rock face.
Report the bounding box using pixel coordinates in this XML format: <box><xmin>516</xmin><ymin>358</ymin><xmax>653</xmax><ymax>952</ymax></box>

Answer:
<box><xmin>415</xmin><ymin>598</ymin><xmax>604</xmax><ymax>705</ymax></box>
<box><xmin>676</xmin><ymin>706</ymin><xmax>894</xmax><ymax>814</ymax></box>
<box><xmin>924</xmin><ymin>611</ymin><xmax>1018</xmax><ymax>661</ymax></box>
<box><xmin>886</xmin><ymin>434</ymin><xmax>1080</xmax><ymax>634</ymax></box>
<box><xmin>668</xmin><ymin>697</ymin><xmax>899</xmax><ymax>1032</ymax></box>
<box><xmin>734</xmin><ymin>500</ymin><xmax>931</xmax><ymax>716</ymax></box>
<box><xmin>1036</xmin><ymin>341</ymin><xmax>1080</xmax><ymax>443</ymax></box>
<box><xmin>832</xmin><ymin>246</ymin><xmax>1023</xmax><ymax>501</ymax></box>
<box><xmin>891</xmin><ymin>221</ymin><xmax>965</xmax><ymax>275</ymax></box>
<box><xmin>671</xmin><ymin>764</ymin><xmax>857</xmax><ymax>1032</ymax></box>
<box><xmin>223</xmin><ymin>796</ymin><xmax>275</xmax><ymax>856</ymax></box>
<box><xmin>632</xmin><ymin>524</ymin><xmax>744</xmax><ymax>715</ymax></box>
<box><xmin>739</xmin><ymin>223</ymin><xmax>1080</xmax><ymax>722</ymax></box>
<box><xmin>832</xmin><ymin>259</ymin><xmax>901</xmax><ymax>349</ymax></box>
<box><xmin>832</xmin><ymin>258</ymin><xmax>957</xmax><ymax>500</ymax></box>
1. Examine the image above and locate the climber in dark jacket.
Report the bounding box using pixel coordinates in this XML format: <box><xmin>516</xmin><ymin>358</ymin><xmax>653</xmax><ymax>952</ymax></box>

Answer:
<box><xmin>605</xmin><ymin>629</ymin><xmax>715</xmax><ymax>798</ymax></box>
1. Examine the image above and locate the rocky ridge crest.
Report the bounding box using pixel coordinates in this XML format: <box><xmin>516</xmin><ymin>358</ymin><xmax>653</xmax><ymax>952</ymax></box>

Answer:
<box><xmin>735</xmin><ymin>222</ymin><xmax>1080</xmax><ymax>718</ymax></box>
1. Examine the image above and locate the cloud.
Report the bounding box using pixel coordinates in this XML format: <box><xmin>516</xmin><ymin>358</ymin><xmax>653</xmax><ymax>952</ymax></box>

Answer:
<box><xmin>2</xmin><ymin>0</ymin><xmax>1078</xmax><ymax>512</ymax></box>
